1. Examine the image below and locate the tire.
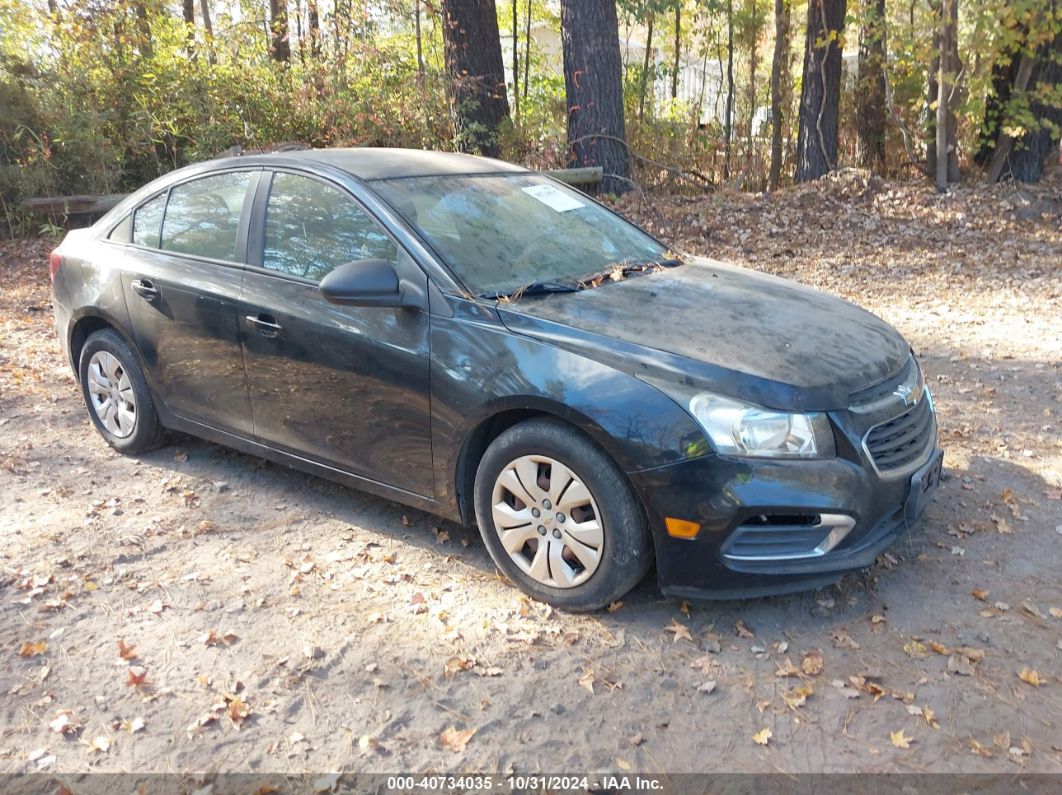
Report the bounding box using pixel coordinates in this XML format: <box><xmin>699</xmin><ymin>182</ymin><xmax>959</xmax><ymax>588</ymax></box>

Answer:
<box><xmin>473</xmin><ymin>418</ymin><xmax>653</xmax><ymax>611</ymax></box>
<box><xmin>78</xmin><ymin>328</ymin><xmax>166</xmax><ymax>455</ymax></box>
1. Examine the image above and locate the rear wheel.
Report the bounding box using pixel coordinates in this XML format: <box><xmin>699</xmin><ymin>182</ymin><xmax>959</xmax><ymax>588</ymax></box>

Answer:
<box><xmin>473</xmin><ymin>418</ymin><xmax>652</xmax><ymax>611</ymax></box>
<box><xmin>78</xmin><ymin>329</ymin><xmax>165</xmax><ymax>454</ymax></box>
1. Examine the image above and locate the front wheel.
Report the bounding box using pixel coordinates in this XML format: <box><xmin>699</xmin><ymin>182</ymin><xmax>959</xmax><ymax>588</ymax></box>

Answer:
<box><xmin>473</xmin><ymin>418</ymin><xmax>653</xmax><ymax>611</ymax></box>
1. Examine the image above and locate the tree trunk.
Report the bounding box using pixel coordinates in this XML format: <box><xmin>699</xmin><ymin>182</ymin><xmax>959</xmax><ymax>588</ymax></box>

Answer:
<box><xmin>1009</xmin><ymin>31</ymin><xmax>1062</xmax><ymax>182</ymax></box>
<box><xmin>199</xmin><ymin>0</ymin><xmax>216</xmax><ymax>64</ymax></box>
<box><xmin>440</xmin><ymin>0</ymin><xmax>511</xmax><ymax>157</ymax></box>
<box><xmin>561</xmin><ymin>0</ymin><xmax>631</xmax><ymax>195</ymax></box>
<box><xmin>182</xmin><ymin>0</ymin><xmax>196</xmax><ymax>59</ymax></box>
<box><xmin>308</xmin><ymin>0</ymin><xmax>321</xmax><ymax>60</ymax></box>
<box><xmin>856</xmin><ymin>0</ymin><xmax>887</xmax><ymax>172</ymax></box>
<box><xmin>640</xmin><ymin>13</ymin><xmax>654</xmax><ymax>120</ymax></box>
<box><xmin>747</xmin><ymin>0</ymin><xmax>759</xmax><ymax>166</ymax></box>
<box><xmin>795</xmin><ymin>0</ymin><xmax>847</xmax><ymax>181</ymax></box>
<box><xmin>523</xmin><ymin>0</ymin><xmax>531</xmax><ymax>99</ymax></box>
<box><xmin>512</xmin><ymin>0</ymin><xmax>520</xmax><ymax>124</ymax></box>
<box><xmin>946</xmin><ymin>0</ymin><xmax>960</xmax><ymax>181</ymax></box>
<box><xmin>934</xmin><ymin>0</ymin><xmax>958</xmax><ymax>188</ymax></box>
<box><xmin>768</xmin><ymin>0</ymin><xmax>790</xmax><ymax>190</ymax></box>
<box><xmin>724</xmin><ymin>0</ymin><xmax>735</xmax><ymax>180</ymax></box>
<box><xmin>671</xmin><ymin>2</ymin><xmax>681</xmax><ymax>101</ymax></box>
<box><xmin>269</xmin><ymin>0</ymin><xmax>291</xmax><ymax>62</ymax></box>
<box><xmin>926</xmin><ymin>4</ymin><xmax>939</xmax><ymax>176</ymax></box>
<box><xmin>133</xmin><ymin>1</ymin><xmax>153</xmax><ymax>58</ymax></box>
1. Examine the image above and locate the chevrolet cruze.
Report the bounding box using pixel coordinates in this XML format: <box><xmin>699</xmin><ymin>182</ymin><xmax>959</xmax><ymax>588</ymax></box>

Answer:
<box><xmin>49</xmin><ymin>148</ymin><xmax>943</xmax><ymax>610</ymax></box>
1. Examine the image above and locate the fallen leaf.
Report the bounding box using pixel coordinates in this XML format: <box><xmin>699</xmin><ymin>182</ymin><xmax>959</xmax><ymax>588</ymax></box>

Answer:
<box><xmin>784</xmin><ymin>683</ymin><xmax>814</xmax><ymax>709</ymax></box>
<box><xmin>971</xmin><ymin>589</ymin><xmax>990</xmax><ymax>601</ymax></box>
<box><xmin>117</xmin><ymin>640</ymin><xmax>137</xmax><ymax>660</ymax></box>
<box><xmin>444</xmin><ymin>656</ymin><xmax>474</xmax><ymax>678</ymax></box>
<box><xmin>49</xmin><ymin>711</ymin><xmax>79</xmax><ymax>735</ymax></box>
<box><xmin>775</xmin><ymin>657</ymin><xmax>800</xmax><ymax>677</ymax></box>
<box><xmin>19</xmin><ymin>641</ymin><xmax>47</xmax><ymax>657</ymax></box>
<box><xmin>616</xmin><ymin>757</ymin><xmax>632</xmax><ymax>771</ymax></box>
<box><xmin>629</xmin><ymin>733</ymin><xmax>644</xmax><ymax>747</ymax></box>
<box><xmin>89</xmin><ymin>736</ymin><xmax>111</xmax><ymax>753</ymax></box>
<box><xmin>578</xmin><ymin>672</ymin><xmax>596</xmax><ymax>693</ymax></box>
<box><xmin>227</xmin><ymin>695</ymin><xmax>251</xmax><ymax>727</ymax></box>
<box><xmin>947</xmin><ymin>654</ymin><xmax>975</xmax><ymax>677</ymax></box>
<box><xmin>665</xmin><ymin>618</ymin><xmax>693</xmax><ymax>643</ymax></box>
<box><xmin>890</xmin><ymin>729</ymin><xmax>912</xmax><ymax>749</ymax></box>
<box><xmin>126</xmin><ymin>666</ymin><xmax>148</xmax><ymax>688</ymax></box>
<box><xmin>994</xmin><ymin>731</ymin><xmax>1011</xmax><ymax>750</ymax></box>
<box><xmin>970</xmin><ymin>738</ymin><xmax>993</xmax><ymax>758</ymax></box>
<box><xmin>358</xmin><ymin>734</ymin><xmax>386</xmax><ymax>755</ymax></box>
<box><xmin>904</xmin><ymin>639</ymin><xmax>928</xmax><ymax>658</ymax></box>
<box><xmin>735</xmin><ymin>620</ymin><xmax>754</xmax><ymax>639</ymax></box>
<box><xmin>801</xmin><ymin>650</ymin><xmax>824</xmax><ymax>676</ymax></box>
<box><xmin>607</xmin><ymin>601</ymin><xmax>624</xmax><ymax>613</ymax></box>
<box><xmin>752</xmin><ymin>727</ymin><xmax>772</xmax><ymax>746</ymax></box>
<box><xmin>126</xmin><ymin>717</ymin><xmax>146</xmax><ymax>733</ymax></box>
<box><xmin>697</xmin><ymin>680</ymin><xmax>717</xmax><ymax>694</ymax></box>
<box><xmin>438</xmin><ymin>726</ymin><xmax>476</xmax><ymax>753</ymax></box>
<box><xmin>829</xmin><ymin>628</ymin><xmax>860</xmax><ymax>650</ymax></box>
<box><xmin>1049</xmin><ymin>607</ymin><xmax>1062</xmax><ymax>619</ymax></box>
<box><xmin>679</xmin><ymin>600</ymin><xmax>690</xmax><ymax>616</ymax></box>
<box><xmin>1018</xmin><ymin>668</ymin><xmax>1041</xmax><ymax>687</ymax></box>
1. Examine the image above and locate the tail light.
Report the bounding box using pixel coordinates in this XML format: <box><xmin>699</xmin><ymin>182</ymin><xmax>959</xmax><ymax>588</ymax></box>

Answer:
<box><xmin>49</xmin><ymin>250</ymin><xmax>62</xmax><ymax>282</ymax></box>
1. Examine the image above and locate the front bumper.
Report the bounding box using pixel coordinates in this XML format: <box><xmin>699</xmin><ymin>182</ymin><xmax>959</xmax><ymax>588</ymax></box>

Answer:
<box><xmin>628</xmin><ymin>440</ymin><xmax>943</xmax><ymax>600</ymax></box>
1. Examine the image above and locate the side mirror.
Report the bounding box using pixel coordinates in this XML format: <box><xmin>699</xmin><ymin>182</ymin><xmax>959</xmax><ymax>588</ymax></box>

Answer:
<box><xmin>319</xmin><ymin>259</ymin><xmax>406</xmax><ymax>307</ymax></box>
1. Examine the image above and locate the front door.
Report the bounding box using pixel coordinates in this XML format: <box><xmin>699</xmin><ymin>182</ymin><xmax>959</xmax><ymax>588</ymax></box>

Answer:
<box><xmin>239</xmin><ymin>170</ymin><xmax>434</xmax><ymax>496</ymax></box>
<box><xmin>121</xmin><ymin>170</ymin><xmax>256</xmax><ymax>435</ymax></box>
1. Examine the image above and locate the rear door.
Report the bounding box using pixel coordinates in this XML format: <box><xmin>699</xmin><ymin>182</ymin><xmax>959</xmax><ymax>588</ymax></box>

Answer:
<box><xmin>121</xmin><ymin>169</ymin><xmax>258</xmax><ymax>435</ymax></box>
<box><xmin>238</xmin><ymin>169</ymin><xmax>434</xmax><ymax>496</ymax></box>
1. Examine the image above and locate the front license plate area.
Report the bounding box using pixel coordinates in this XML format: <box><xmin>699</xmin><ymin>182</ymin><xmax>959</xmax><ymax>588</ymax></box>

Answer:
<box><xmin>905</xmin><ymin>449</ymin><xmax>943</xmax><ymax>522</ymax></box>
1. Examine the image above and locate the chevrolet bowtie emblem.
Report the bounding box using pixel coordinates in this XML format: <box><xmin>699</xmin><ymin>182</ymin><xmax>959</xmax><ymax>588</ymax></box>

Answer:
<box><xmin>893</xmin><ymin>384</ymin><xmax>915</xmax><ymax>405</ymax></box>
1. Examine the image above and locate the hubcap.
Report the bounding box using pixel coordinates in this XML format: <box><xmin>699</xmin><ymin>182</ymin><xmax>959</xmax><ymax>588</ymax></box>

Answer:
<box><xmin>86</xmin><ymin>351</ymin><xmax>137</xmax><ymax>439</ymax></box>
<box><xmin>490</xmin><ymin>454</ymin><xmax>604</xmax><ymax>588</ymax></box>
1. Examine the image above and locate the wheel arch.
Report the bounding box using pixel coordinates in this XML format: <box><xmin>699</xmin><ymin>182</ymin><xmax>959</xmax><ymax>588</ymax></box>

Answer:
<box><xmin>452</xmin><ymin>398</ymin><xmax>645</xmax><ymax>527</ymax></box>
<box><xmin>68</xmin><ymin>311</ymin><xmax>142</xmax><ymax>383</ymax></box>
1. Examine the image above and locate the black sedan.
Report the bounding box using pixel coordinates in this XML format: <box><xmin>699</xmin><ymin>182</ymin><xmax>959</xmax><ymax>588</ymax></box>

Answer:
<box><xmin>49</xmin><ymin>148</ymin><xmax>942</xmax><ymax>610</ymax></box>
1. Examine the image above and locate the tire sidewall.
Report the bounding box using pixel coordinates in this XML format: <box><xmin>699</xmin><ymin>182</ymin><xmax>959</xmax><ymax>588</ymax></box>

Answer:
<box><xmin>78</xmin><ymin>330</ymin><xmax>160</xmax><ymax>454</ymax></box>
<box><xmin>473</xmin><ymin>419</ymin><xmax>652</xmax><ymax>611</ymax></box>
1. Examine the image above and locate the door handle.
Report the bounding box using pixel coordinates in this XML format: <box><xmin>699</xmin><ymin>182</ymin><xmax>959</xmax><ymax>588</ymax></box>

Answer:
<box><xmin>130</xmin><ymin>279</ymin><xmax>159</xmax><ymax>302</ymax></box>
<box><xmin>245</xmin><ymin>314</ymin><xmax>283</xmax><ymax>337</ymax></box>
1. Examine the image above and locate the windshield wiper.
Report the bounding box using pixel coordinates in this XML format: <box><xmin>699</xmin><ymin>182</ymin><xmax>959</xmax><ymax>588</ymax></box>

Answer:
<box><xmin>576</xmin><ymin>256</ymin><xmax>684</xmax><ymax>289</ymax></box>
<box><xmin>479</xmin><ymin>280</ymin><xmax>580</xmax><ymax>301</ymax></box>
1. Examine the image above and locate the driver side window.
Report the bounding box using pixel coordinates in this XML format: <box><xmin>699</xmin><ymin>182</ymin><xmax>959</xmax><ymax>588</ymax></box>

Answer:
<box><xmin>263</xmin><ymin>173</ymin><xmax>397</xmax><ymax>282</ymax></box>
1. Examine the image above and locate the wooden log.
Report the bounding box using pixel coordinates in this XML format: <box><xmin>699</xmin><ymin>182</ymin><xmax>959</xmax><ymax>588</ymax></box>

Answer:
<box><xmin>22</xmin><ymin>193</ymin><xmax>128</xmax><ymax>218</ymax></box>
<box><xmin>544</xmin><ymin>166</ymin><xmax>603</xmax><ymax>186</ymax></box>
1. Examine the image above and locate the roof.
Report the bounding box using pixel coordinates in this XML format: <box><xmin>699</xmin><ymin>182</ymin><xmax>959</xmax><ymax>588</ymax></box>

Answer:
<box><xmin>270</xmin><ymin>147</ymin><xmax>528</xmax><ymax>181</ymax></box>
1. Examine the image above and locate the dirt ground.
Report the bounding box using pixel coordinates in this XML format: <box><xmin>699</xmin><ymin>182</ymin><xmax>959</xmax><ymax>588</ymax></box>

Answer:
<box><xmin>1</xmin><ymin>173</ymin><xmax>1060</xmax><ymax>779</ymax></box>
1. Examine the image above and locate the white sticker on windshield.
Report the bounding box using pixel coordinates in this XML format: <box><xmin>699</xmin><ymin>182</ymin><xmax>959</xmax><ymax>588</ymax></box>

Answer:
<box><xmin>521</xmin><ymin>184</ymin><xmax>586</xmax><ymax>213</ymax></box>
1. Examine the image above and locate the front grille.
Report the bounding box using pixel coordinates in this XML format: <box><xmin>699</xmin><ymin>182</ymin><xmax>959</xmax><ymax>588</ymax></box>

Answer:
<box><xmin>864</xmin><ymin>397</ymin><xmax>935</xmax><ymax>474</ymax></box>
<box><xmin>850</xmin><ymin>357</ymin><xmax>917</xmax><ymax>411</ymax></box>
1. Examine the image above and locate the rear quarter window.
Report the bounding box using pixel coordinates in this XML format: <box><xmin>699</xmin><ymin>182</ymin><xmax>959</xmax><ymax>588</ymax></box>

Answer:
<box><xmin>108</xmin><ymin>214</ymin><xmax>132</xmax><ymax>243</ymax></box>
<box><xmin>132</xmin><ymin>193</ymin><xmax>166</xmax><ymax>248</ymax></box>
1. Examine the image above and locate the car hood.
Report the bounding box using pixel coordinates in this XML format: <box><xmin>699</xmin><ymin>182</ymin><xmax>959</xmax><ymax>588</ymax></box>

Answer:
<box><xmin>496</xmin><ymin>257</ymin><xmax>910</xmax><ymax>412</ymax></box>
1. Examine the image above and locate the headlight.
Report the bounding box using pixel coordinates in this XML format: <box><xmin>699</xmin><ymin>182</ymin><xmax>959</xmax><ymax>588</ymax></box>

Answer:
<box><xmin>687</xmin><ymin>393</ymin><xmax>834</xmax><ymax>458</ymax></box>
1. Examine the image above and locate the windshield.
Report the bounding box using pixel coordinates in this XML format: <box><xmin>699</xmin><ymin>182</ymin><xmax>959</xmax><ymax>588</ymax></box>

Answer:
<box><xmin>371</xmin><ymin>173</ymin><xmax>669</xmax><ymax>296</ymax></box>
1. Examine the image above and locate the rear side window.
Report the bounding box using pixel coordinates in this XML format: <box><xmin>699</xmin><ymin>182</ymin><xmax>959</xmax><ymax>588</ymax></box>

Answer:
<box><xmin>263</xmin><ymin>172</ymin><xmax>397</xmax><ymax>282</ymax></box>
<box><xmin>108</xmin><ymin>214</ymin><xmax>132</xmax><ymax>243</ymax></box>
<box><xmin>132</xmin><ymin>194</ymin><xmax>166</xmax><ymax>248</ymax></box>
<box><xmin>160</xmin><ymin>171</ymin><xmax>253</xmax><ymax>261</ymax></box>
